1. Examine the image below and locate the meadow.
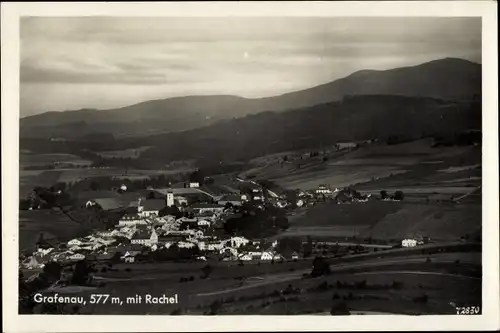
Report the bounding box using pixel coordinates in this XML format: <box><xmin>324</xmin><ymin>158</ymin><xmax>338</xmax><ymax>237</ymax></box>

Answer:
<box><xmin>277</xmin><ymin>200</ymin><xmax>480</xmax><ymax>243</ymax></box>
<box><xmin>19</xmin><ymin>209</ymin><xmax>90</xmax><ymax>252</ymax></box>
<box><xmin>94</xmin><ymin>146</ymin><xmax>152</xmax><ymax>159</ymax></box>
<box><xmin>36</xmin><ymin>251</ymin><xmax>481</xmax><ymax>315</ymax></box>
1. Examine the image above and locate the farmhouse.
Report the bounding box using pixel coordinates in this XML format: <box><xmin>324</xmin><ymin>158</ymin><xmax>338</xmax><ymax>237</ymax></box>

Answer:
<box><xmin>402</xmin><ymin>239</ymin><xmax>418</xmax><ymax>248</ymax></box>
<box><xmin>68</xmin><ymin>253</ymin><xmax>85</xmax><ymax>261</ymax></box>
<box><xmin>336</xmin><ymin>142</ymin><xmax>358</xmax><ymax>150</ymax></box>
<box><xmin>138</xmin><ymin>198</ymin><xmax>166</xmax><ymax>217</ymax></box>
<box><xmin>316</xmin><ymin>184</ymin><xmax>334</xmax><ymax>195</ymax></box>
<box><xmin>131</xmin><ymin>229</ymin><xmax>158</xmax><ymax>247</ymax></box>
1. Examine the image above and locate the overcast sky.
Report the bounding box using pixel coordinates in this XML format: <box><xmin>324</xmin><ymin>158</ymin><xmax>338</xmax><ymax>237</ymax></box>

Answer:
<box><xmin>20</xmin><ymin>17</ymin><xmax>481</xmax><ymax>117</ymax></box>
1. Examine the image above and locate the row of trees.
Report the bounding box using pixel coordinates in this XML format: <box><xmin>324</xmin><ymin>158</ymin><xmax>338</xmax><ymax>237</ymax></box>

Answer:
<box><xmin>380</xmin><ymin>190</ymin><xmax>404</xmax><ymax>201</ymax></box>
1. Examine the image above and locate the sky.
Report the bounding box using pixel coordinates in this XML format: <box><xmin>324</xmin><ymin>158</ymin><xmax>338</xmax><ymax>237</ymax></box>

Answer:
<box><xmin>20</xmin><ymin>17</ymin><xmax>481</xmax><ymax>117</ymax></box>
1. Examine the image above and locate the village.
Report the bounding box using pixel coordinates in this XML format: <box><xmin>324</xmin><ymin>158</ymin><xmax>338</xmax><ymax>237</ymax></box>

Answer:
<box><xmin>21</xmin><ymin>176</ymin><xmax>422</xmax><ymax>273</ymax></box>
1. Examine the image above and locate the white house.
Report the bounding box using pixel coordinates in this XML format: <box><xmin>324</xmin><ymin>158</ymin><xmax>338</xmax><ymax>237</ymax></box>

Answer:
<box><xmin>197</xmin><ymin>219</ymin><xmax>211</xmax><ymax>227</ymax></box>
<box><xmin>239</xmin><ymin>253</ymin><xmax>253</xmax><ymax>261</ymax></box>
<box><xmin>124</xmin><ymin>256</ymin><xmax>135</xmax><ymax>263</ymax></box>
<box><xmin>68</xmin><ymin>253</ymin><xmax>85</xmax><ymax>261</ymax></box>
<box><xmin>138</xmin><ymin>198</ymin><xmax>166</xmax><ymax>218</ymax></box>
<box><xmin>85</xmin><ymin>200</ymin><xmax>97</xmax><ymax>209</ymax></box>
<box><xmin>178</xmin><ymin>241</ymin><xmax>196</xmax><ymax>249</ymax></box>
<box><xmin>189</xmin><ymin>182</ymin><xmax>200</xmax><ymax>188</ymax></box>
<box><xmin>229</xmin><ymin>237</ymin><xmax>250</xmax><ymax>248</ymax></box>
<box><xmin>67</xmin><ymin>238</ymin><xmax>85</xmax><ymax>246</ymax></box>
<box><xmin>206</xmin><ymin>242</ymin><xmax>224</xmax><ymax>251</ymax></box>
<box><xmin>315</xmin><ymin>184</ymin><xmax>333</xmax><ymax>195</ymax></box>
<box><xmin>118</xmin><ymin>214</ymin><xmax>148</xmax><ymax>227</ymax></box>
<box><xmin>37</xmin><ymin>247</ymin><xmax>54</xmax><ymax>256</ymax></box>
<box><xmin>191</xmin><ymin>203</ymin><xmax>224</xmax><ymax>214</ymax></box>
<box><xmin>402</xmin><ymin>239</ymin><xmax>418</xmax><ymax>248</ymax></box>
<box><xmin>260</xmin><ymin>251</ymin><xmax>281</xmax><ymax>261</ymax></box>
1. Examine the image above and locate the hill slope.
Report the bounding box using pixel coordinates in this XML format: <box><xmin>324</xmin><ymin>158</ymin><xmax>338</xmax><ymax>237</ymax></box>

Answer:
<box><xmin>136</xmin><ymin>95</ymin><xmax>481</xmax><ymax>165</ymax></box>
<box><xmin>20</xmin><ymin>58</ymin><xmax>481</xmax><ymax>139</ymax></box>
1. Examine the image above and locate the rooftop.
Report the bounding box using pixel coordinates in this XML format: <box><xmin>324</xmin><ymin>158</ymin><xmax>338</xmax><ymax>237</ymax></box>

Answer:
<box><xmin>219</xmin><ymin>194</ymin><xmax>242</xmax><ymax>202</ymax></box>
<box><xmin>142</xmin><ymin>198</ymin><xmax>166</xmax><ymax>211</ymax></box>
<box><xmin>191</xmin><ymin>203</ymin><xmax>223</xmax><ymax>209</ymax></box>
<box><xmin>132</xmin><ymin>231</ymin><xmax>151</xmax><ymax>240</ymax></box>
<box><xmin>93</xmin><ymin>198</ymin><xmax>123</xmax><ymax>210</ymax></box>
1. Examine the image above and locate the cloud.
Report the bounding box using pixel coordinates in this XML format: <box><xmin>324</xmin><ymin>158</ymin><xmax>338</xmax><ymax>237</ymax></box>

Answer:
<box><xmin>20</xmin><ymin>17</ymin><xmax>481</xmax><ymax>115</ymax></box>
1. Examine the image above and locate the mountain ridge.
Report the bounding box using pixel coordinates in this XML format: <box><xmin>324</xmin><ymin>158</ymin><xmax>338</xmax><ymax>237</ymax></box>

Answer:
<box><xmin>20</xmin><ymin>57</ymin><xmax>481</xmax><ymax>139</ymax></box>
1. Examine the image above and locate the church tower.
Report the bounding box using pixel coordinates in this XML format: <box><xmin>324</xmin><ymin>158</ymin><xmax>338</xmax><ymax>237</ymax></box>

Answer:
<box><xmin>166</xmin><ymin>191</ymin><xmax>174</xmax><ymax>207</ymax></box>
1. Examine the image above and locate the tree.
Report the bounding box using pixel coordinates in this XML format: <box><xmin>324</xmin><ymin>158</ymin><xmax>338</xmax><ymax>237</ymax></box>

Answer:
<box><xmin>330</xmin><ymin>301</ymin><xmax>350</xmax><ymax>315</ymax></box>
<box><xmin>43</xmin><ymin>261</ymin><xmax>62</xmax><ymax>282</ymax></box>
<box><xmin>311</xmin><ymin>257</ymin><xmax>331</xmax><ymax>277</ymax></box>
<box><xmin>189</xmin><ymin>170</ymin><xmax>204</xmax><ymax>185</ymax></box>
<box><xmin>70</xmin><ymin>260</ymin><xmax>91</xmax><ymax>285</ymax></box>
<box><xmin>201</xmin><ymin>264</ymin><xmax>213</xmax><ymax>279</ymax></box>
<box><xmin>303</xmin><ymin>236</ymin><xmax>313</xmax><ymax>258</ymax></box>
<box><xmin>394</xmin><ymin>191</ymin><xmax>404</xmax><ymax>201</ymax></box>
<box><xmin>380</xmin><ymin>190</ymin><xmax>388</xmax><ymax>200</ymax></box>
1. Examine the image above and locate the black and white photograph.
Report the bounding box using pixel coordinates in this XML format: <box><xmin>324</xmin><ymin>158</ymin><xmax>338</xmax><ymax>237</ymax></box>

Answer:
<box><xmin>2</xmin><ymin>1</ymin><xmax>498</xmax><ymax>331</ymax></box>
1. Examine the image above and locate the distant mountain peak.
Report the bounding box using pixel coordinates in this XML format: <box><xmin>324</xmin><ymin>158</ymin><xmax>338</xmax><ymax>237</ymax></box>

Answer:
<box><xmin>20</xmin><ymin>57</ymin><xmax>481</xmax><ymax>139</ymax></box>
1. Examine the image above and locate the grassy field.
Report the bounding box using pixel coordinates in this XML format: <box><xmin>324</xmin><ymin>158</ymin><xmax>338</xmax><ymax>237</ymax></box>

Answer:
<box><xmin>35</xmin><ymin>251</ymin><xmax>481</xmax><ymax>315</ymax></box>
<box><xmin>94</xmin><ymin>146</ymin><xmax>151</xmax><ymax>159</ymax></box>
<box><xmin>276</xmin><ymin>200</ymin><xmax>480</xmax><ymax>243</ymax></box>
<box><xmin>363</xmin><ymin>203</ymin><xmax>481</xmax><ymax>242</ymax></box>
<box><xmin>19</xmin><ymin>209</ymin><xmax>91</xmax><ymax>252</ymax></box>
<box><xmin>20</xmin><ymin>152</ymin><xmax>91</xmax><ymax>167</ymax></box>
<box><xmin>250</xmin><ymin>140</ymin><xmax>480</xmax><ymax>191</ymax></box>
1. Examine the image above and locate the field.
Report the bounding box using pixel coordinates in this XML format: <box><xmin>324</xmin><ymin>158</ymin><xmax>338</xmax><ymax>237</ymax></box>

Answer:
<box><xmin>277</xmin><ymin>201</ymin><xmax>480</xmax><ymax>243</ymax></box>
<box><xmin>34</xmin><ymin>251</ymin><xmax>481</xmax><ymax>315</ymax></box>
<box><xmin>247</xmin><ymin>139</ymin><xmax>481</xmax><ymax>191</ymax></box>
<box><xmin>19</xmin><ymin>210</ymin><xmax>91</xmax><ymax>252</ymax></box>
<box><xmin>20</xmin><ymin>152</ymin><xmax>92</xmax><ymax>167</ymax></box>
<box><xmin>19</xmin><ymin>166</ymin><xmax>195</xmax><ymax>197</ymax></box>
<box><xmin>94</xmin><ymin>146</ymin><xmax>151</xmax><ymax>159</ymax></box>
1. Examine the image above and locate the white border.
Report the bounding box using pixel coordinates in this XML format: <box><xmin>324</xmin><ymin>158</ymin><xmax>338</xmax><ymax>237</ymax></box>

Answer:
<box><xmin>2</xmin><ymin>2</ymin><xmax>498</xmax><ymax>332</ymax></box>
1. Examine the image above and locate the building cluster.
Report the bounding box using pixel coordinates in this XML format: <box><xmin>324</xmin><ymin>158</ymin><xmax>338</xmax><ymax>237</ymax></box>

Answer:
<box><xmin>21</xmin><ymin>184</ymin><xmax>298</xmax><ymax>269</ymax></box>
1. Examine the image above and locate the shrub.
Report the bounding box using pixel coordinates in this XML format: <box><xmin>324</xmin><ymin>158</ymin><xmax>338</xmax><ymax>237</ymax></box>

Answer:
<box><xmin>330</xmin><ymin>301</ymin><xmax>350</xmax><ymax>315</ymax></box>
<box><xmin>394</xmin><ymin>191</ymin><xmax>404</xmax><ymax>201</ymax></box>
<box><xmin>380</xmin><ymin>190</ymin><xmax>388</xmax><ymax>200</ymax></box>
